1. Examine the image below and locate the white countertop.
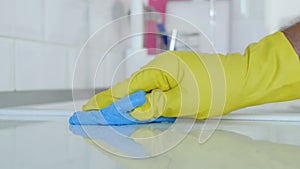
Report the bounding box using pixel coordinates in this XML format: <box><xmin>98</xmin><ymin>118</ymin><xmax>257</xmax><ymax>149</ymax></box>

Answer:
<box><xmin>0</xmin><ymin>99</ymin><xmax>299</xmax><ymax>121</ymax></box>
<box><xmin>1</xmin><ymin>100</ymin><xmax>300</xmax><ymax>169</ymax></box>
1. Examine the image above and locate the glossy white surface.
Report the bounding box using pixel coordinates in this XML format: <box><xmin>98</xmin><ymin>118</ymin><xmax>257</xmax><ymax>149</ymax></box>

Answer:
<box><xmin>0</xmin><ymin>119</ymin><xmax>300</xmax><ymax>169</ymax></box>
<box><xmin>0</xmin><ymin>100</ymin><xmax>300</xmax><ymax>169</ymax></box>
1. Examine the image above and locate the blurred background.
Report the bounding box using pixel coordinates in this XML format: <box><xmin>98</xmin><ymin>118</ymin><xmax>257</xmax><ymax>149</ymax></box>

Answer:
<box><xmin>0</xmin><ymin>0</ymin><xmax>300</xmax><ymax>107</ymax></box>
<box><xmin>1</xmin><ymin>1</ymin><xmax>300</xmax><ymax>168</ymax></box>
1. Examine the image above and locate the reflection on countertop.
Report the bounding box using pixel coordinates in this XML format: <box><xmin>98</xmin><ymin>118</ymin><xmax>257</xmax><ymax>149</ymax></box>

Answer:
<box><xmin>1</xmin><ymin>119</ymin><xmax>300</xmax><ymax>169</ymax></box>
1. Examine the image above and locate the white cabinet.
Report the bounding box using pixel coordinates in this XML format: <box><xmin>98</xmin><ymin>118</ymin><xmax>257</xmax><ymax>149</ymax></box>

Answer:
<box><xmin>0</xmin><ymin>38</ymin><xmax>15</xmax><ymax>91</ymax></box>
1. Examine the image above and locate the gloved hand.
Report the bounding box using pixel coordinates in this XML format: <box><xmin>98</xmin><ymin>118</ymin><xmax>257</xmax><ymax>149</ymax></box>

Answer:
<box><xmin>83</xmin><ymin>32</ymin><xmax>300</xmax><ymax>121</ymax></box>
<box><xmin>69</xmin><ymin>90</ymin><xmax>176</xmax><ymax>125</ymax></box>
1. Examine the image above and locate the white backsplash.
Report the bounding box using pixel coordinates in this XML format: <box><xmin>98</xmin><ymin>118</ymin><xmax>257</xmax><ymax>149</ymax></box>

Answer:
<box><xmin>0</xmin><ymin>0</ymin><xmax>130</xmax><ymax>91</ymax></box>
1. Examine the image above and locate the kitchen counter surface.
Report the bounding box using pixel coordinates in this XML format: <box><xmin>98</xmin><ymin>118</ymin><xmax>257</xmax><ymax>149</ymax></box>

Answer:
<box><xmin>0</xmin><ymin>100</ymin><xmax>300</xmax><ymax>169</ymax></box>
<box><xmin>1</xmin><ymin>99</ymin><xmax>300</xmax><ymax>121</ymax></box>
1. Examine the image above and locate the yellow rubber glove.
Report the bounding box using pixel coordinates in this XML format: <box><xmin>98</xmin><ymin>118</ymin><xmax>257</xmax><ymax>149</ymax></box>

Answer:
<box><xmin>83</xmin><ymin>32</ymin><xmax>300</xmax><ymax>120</ymax></box>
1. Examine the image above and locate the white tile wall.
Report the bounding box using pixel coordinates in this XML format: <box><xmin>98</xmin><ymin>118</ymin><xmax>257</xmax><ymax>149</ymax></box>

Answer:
<box><xmin>0</xmin><ymin>38</ymin><xmax>15</xmax><ymax>91</ymax></box>
<box><xmin>88</xmin><ymin>0</ymin><xmax>129</xmax><ymax>88</ymax></box>
<box><xmin>14</xmin><ymin>0</ymin><xmax>44</xmax><ymax>40</ymax></box>
<box><xmin>0</xmin><ymin>0</ymin><xmax>130</xmax><ymax>92</ymax></box>
<box><xmin>0</xmin><ymin>0</ymin><xmax>15</xmax><ymax>36</ymax></box>
<box><xmin>0</xmin><ymin>0</ymin><xmax>92</xmax><ymax>91</ymax></box>
<box><xmin>68</xmin><ymin>47</ymin><xmax>93</xmax><ymax>89</ymax></box>
<box><xmin>45</xmin><ymin>0</ymin><xmax>88</xmax><ymax>45</ymax></box>
<box><xmin>88</xmin><ymin>0</ymin><xmax>115</xmax><ymax>36</ymax></box>
<box><xmin>15</xmin><ymin>40</ymin><xmax>70</xmax><ymax>90</ymax></box>
<box><xmin>0</xmin><ymin>0</ymin><xmax>44</xmax><ymax>40</ymax></box>
<box><xmin>68</xmin><ymin>48</ymin><xmax>78</xmax><ymax>88</ymax></box>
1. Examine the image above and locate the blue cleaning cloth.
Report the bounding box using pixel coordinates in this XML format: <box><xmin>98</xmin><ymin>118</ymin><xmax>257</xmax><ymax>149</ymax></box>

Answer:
<box><xmin>69</xmin><ymin>90</ymin><xmax>176</xmax><ymax>125</ymax></box>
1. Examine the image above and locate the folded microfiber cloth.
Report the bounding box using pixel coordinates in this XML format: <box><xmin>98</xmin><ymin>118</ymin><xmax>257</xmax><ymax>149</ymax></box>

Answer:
<box><xmin>69</xmin><ymin>90</ymin><xmax>176</xmax><ymax>125</ymax></box>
